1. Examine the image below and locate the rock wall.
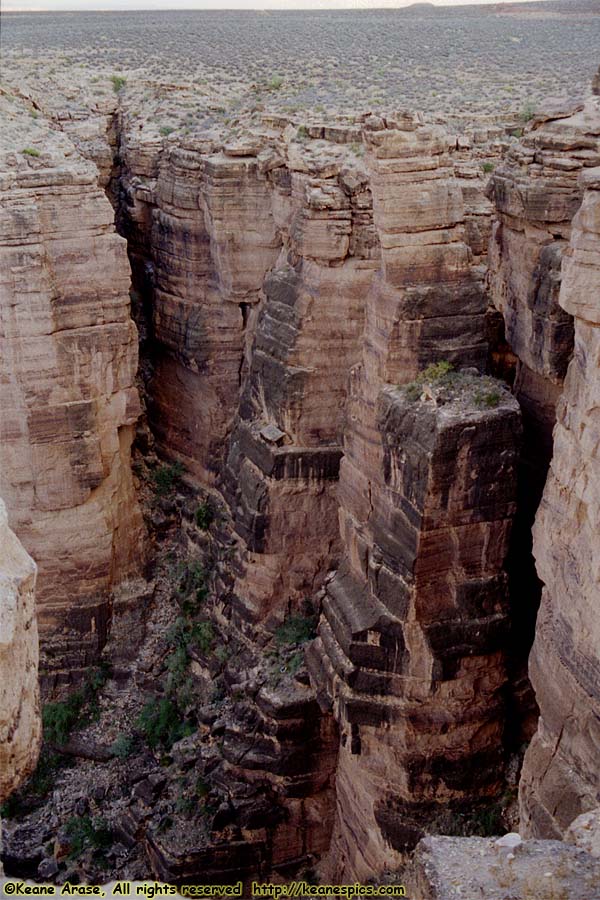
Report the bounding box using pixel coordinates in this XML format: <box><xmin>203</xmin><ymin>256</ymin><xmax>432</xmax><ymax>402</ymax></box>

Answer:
<box><xmin>0</xmin><ymin>498</ymin><xmax>41</xmax><ymax>874</ymax></box>
<box><xmin>519</xmin><ymin>163</ymin><xmax>600</xmax><ymax>837</ymax></box>
<box><xmin>223</xmin><ymin>132</ymin><xmax>379</xmax><ymax>627</ymax></box>
<box><xmin>0</xmin><ymin>98</ymin><xmax>144</xmax><ymax>687</ymax></box>
<box><xmin>306</xmin><ymin>116</ymin><xmax>521</xmax><ymax>881</ymax></box>
<box><xmin>118</xmin><ymin>126</ymin><xmax>281</xmax><ymax>484</ymax></box>
<box><xmin>485</xmin><ymin>98</ymin><xmax>600</xmax><ymax>739</ymax></box>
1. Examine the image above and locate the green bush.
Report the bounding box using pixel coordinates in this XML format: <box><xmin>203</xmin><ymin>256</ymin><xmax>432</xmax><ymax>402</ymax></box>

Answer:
<box><xmin>152</xmin><ymin>461</ymin><xmax>184</xmax><ymax>497</ymax></box>
<box><xmin>111</xmin><ymin>75</ymin><xmax>126</xmax><ymax>93</ymax></box>
<box><xmin>195</xmin><ymin>501</ymin><xmax>214</xmax><ymax>530</ymax></box>
<box><xmin>420</xmin><ymin>360</ymin><xmax>454</xmax><ymax>382</ymax></box>
<box><xmin>519</xmin><ymin>102</ymin><xmax>536</xmax><ymax>123</ymax></box>
<box><xmin>22</xmin><ymin>147</ymin><xmax>40</xmax><ymax>157</ymax></box>
<box><xmin>268</xmin><ymin>75</ymin><xmax>284</xmax><ymax>90</ymax></box>
<box><xmin>190</xmin><ymin>621</ymin><xmax>214</xmax><ymax>654</ymax></box>
<box><xmin>110</xmin><ymin>733</ymin><xmax>136</xmax><ymax>759</ymax></box>
<box><xmin>159</xmin><ymin>125</ymin><xmax>176</xmax><ymax>136</ymax></box>
<box><xmin>482</xmin><ymin>162</ymin><xmax>495</xmax><ymax>174</ymax></box>
<box><xmin>474</xmin><ymin>389</ymin><xmax>501</xmax><ymax>409</ymax></box>
<box><xmin>166</xmin><ymin>615</ymin><xmax>191</xmax><ymax>649</ymax></box>
<box><xmin>175</xmin><ymin>559</ymin><xmax>208</xmax><ymax>614</ymax></box>
<box><xmin>43</xmin><ymin>664</ymin><xmax>110</xmax><ymax>746</ymax></box>
<box><xmin>403</xmin><ymin>360</ymin><xmax>455</xmax><ymax>401</ymax></box>
<box><xmin>275</xmin><ymin>613</ymin><xmax>316</xmax><ymax>647</ymax></box>
<box><xmin>404</xmin><ymin>382</ymin><xmax>422</xmax><ymax>402</ymax></box>
<box><xmin>136</xmin><ymin>698</ymin><xmax>194</xmax><ymax>750</ymax></box>
<box><xmin>65</xmin><ymin>816</ymin><xmax>112</xmax><ymax>860</ymax></box>
<box><xmin>43</xmin><ymin>692</ymin><xmax>85</xmax><ymax>746</ymax></box>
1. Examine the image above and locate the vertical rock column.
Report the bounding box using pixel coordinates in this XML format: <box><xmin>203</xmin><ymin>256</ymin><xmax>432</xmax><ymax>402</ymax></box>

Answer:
<box><xmin>137</xmin><ymin>142</ymin><xmax>280</xmax><ymax>483</ymax></box>
<box><xmin>0</xmin><ymin>498</ymin><xmax>41</xmax><ymax>873</ymax></box>
<box><xmin>520</xmin><ymin>166</ymin><xmax>600</xmax><ymax>837</ymax></box>
<box><xmin>223</xmin><ymin>137</ymin><xmax>379</xmax><ymax>627</ymax></box>
<box><xmin>306</xmin><ymin>116</ymin><xmax>521</xmax><ymax>880</ymax></box>
<box><xmin>0</xmin><ymin>111</ymin><xmax>145</xmax><ymax>687</ymax></box>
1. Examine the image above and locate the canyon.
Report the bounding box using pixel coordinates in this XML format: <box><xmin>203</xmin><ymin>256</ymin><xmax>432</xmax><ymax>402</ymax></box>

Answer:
<box><xmin>1</xmin><ymin>9</ymin><xmax>600</xmax><ymax>898</ymax></box>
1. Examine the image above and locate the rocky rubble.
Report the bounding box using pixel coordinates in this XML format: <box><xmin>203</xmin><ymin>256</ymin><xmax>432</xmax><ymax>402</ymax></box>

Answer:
<box><xmin>411</xmin><ymin>832</ymin><xmax>600</xmax><ymax>899</ymax></box>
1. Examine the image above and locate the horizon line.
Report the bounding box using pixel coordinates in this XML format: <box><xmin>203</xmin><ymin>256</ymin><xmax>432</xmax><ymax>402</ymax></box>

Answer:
<box><xmin>2</xmin><ymin>0</ymin><xmax>558</xmax><ymax>12</ymax></box>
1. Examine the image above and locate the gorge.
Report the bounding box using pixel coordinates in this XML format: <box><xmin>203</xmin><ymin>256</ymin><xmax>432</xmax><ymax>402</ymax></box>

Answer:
<box><xmin>2</xmin><ymin>6</ymin><xmax>600</xmax><ymax>898</ymax></box>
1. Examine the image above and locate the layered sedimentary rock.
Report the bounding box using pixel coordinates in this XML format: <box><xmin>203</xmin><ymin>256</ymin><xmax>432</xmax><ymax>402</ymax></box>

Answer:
<box><xmin>223</xmin><ymin>133</ymin><xmax>379</xmax><ymax>624</ymax></box>
<box><xmin>118</xmin><ymin>126</ymin><xmax>281</xmax><ymax>483</ymax></box>
<box><xmin>0</xmin><ymin>498</ymin><xmax>41</xmax><ymax>874</ymax></box>
<box><xmin>0</xmin><ymin>100</ymin><xmax>144</xmax><ymax>685</ymax></box>
<box><xmin>485</xmin><ymin>98</ymin><xmax>600</xmax><ymax>738</ymax></box>
<box><xmin>520</xmin><ymin>164</ymin><xmax>600</xmax><ymax>837</ymax></box>
<box><xmin>306</xmin><ymin>117</ymin><xmax>521</xmax><ymax>880</ymax></box>
<box><xmin>486</xmin><ymin>98</ymin><xmax>600</xmax><ymax>458</ymax></box>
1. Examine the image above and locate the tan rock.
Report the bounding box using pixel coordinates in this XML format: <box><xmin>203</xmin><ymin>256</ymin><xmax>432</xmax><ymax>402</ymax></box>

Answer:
<box><xmin>0</xmin><ymin>97</ymin><xmax>144</xmax><ymax>685</ymax></box>
<box><xmin>520</xmin><ymin>173</ymin><xmax>600</xmax><ymax>838</ymax></box>
<box><xmin>0</xmin><ymin>497</ymin><xmax>41</xmax><ymax>875</ymax></box>
<box><xmin>306</xmin><ymin>119</ymin><xmax>520</xmax><ymax>881</ymax></box>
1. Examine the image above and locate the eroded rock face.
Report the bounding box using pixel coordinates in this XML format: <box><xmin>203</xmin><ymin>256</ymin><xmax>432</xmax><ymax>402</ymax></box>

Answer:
<box><xmin>487</xmin><ymin>100</ymin><xmax>600</xmax><ymax>388</ymax></box>
<box><xmin>0</xmin><ymin>498</ymin><xmax>41</xmax><ymax>873</ymax></box>
<box><xmin>0</xmin><ymin>99</ymin><xmax>144</xmax><ymax>687</ymax></box>
<box><xmin>223</xmin><ymin>138</ymin><xmax>378</xmax><ymax>625</ymax></box>
<box><xmin>305</xmin><ymin>118</ymin><xmax>521</xmax><ymax>881</ymax></box>
<box><xmin>485</xmin><ymin>99</ymin><xmax>600</xmax><ymax>741</ymax></box>
<box><xmin>520</xmin><ymin>166</ymin><xmax>600</xmax><ymax>838</ymax></box>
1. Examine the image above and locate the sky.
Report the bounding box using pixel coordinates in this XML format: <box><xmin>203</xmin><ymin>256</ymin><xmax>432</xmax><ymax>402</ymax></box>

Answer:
<box><xmin>3</xmin><ymin>0</ymin><xmax>543</xmax><ymax>11</ymax></box>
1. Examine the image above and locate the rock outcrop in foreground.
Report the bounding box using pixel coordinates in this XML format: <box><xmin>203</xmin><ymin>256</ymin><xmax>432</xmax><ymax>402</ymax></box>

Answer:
<box><xmin>0</xmin><ymin>95</ymin><xmax>145</xmax><ymax>688</ymax></box>
<box><xmin>520</xmin><ymin>163</ymin><xmax>600</xmax><ymax>837</ymax></box>
<box><xmin>412</xmin><ymin>831</ymin><xmax>600</xmax><ymax>899</ymax></box>
<box><xmin>0</xmin><ymin>497</ymin><xmax>41</xmax><ymax>874</ymax></box>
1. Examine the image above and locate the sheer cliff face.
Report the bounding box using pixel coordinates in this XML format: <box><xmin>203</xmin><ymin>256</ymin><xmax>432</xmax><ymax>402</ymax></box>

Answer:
<box><xmin>0</xmin><ymin>103</ymin><xmax>144</xmax><ymax>686</ymax></box>
<box><xmin>485</xmin><ymin>100</ymin><xmax>600</xmax><ymax>740</ymax></box>
<box><xmin>305</xmin><ymin>118</ymin><xmax>521</xmax><ymax>880</ymax></box>
<box><xmin>114</xmin><ymin>112</ymin><xmax>525</xmax><ymax>882</ymax></box>
<box><xmin>224</xmin><ymin>139</ymin><xmax>378</xmax><ymax>623</ymax></box>
<box><xmin>148</xmin><ymin>148</ymin><xmax>281</xmax><ymax>484</ymax></box>
<box><xmin>118</xmin><ymin>129</ymin><xmax>281</xmax><ymax>484</ymax></box>
<box><xmin>487</xmin><ymin>99</ymin><xmax>600</xmax><ymax>441</ymax></box>
<box><xmin>0</xmin><ymin>497</ymin><xmax>41</xmax><ymax>868</ymax></box>
<box><xmin>520</xmin><ymin>167</ymin><xmax>600</xmax><ymax>838</ymax></box>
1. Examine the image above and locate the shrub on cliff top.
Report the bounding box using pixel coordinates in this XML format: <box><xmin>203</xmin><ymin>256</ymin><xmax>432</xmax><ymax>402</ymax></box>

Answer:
<box><xmin>419</xmin><ymin>360</ymin><xmax>454</xmax><ymax>382</ymax></box>
<box><xmin>519</xmin><ymin>101</ymin><xmax>536</xmax><ymax>123</ymax></box>
<box><xmin>111</xmin><ymin>74</ymin><xmax>126</xmax><ymax>93</ymax></box>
